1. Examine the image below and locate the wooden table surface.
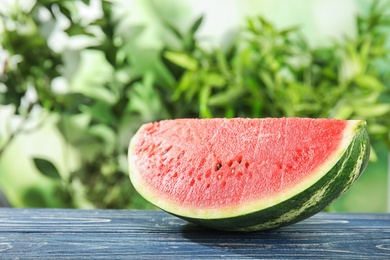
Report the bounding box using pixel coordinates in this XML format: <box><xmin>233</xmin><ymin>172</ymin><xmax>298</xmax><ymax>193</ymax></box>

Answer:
<box><xmin>0</xmin><ymin>208</ymin><xmax>389</xmax><ymax>259</ymax></box>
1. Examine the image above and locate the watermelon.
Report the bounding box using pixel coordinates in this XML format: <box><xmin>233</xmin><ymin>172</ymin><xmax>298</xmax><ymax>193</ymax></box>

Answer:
<box><xmin>128</xmin><ymin>118</ymin><xmax>370</xmax><ymax>231</ymax></box>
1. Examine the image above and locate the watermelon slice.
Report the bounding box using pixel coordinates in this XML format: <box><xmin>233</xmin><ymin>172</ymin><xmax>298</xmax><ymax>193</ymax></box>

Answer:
<box><xmin>128</xmin><ymin>118</ymin><xmax>370</xmax><ymax>231</ymax></box>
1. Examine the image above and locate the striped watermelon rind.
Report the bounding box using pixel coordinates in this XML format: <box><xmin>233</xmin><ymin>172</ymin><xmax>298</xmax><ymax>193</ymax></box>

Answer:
<box><xmin>129</xmin><ymin>119</ymin><xmax>370</xmax><ymax>231</ymax></box>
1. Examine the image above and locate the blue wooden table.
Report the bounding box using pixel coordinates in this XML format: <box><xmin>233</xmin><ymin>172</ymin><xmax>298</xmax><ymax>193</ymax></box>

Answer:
<box><xmin>0</xmin><ymin>208</ymin><xmax>389</xmax><ymax>259</ymax></box>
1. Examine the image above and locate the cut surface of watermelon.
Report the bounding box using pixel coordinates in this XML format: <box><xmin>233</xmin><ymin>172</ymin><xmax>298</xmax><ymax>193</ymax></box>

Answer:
<box><xmin>129</xmin><ymin>118</ymin><xmax>370</xmax><ymax>231</ymax></box>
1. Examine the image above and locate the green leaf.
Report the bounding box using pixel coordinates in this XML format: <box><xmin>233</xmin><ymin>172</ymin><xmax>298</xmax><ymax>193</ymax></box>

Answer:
<box><xmin>199</xmin><ymin>86</ymin><xmax>212</xmax><ymax>118</ymax></box>
<box><xmin>87</xmin><ymin>124</ymin><xmax>116</xmax><ymax>154</ymax></box>
<box><xmin>208</xmin><ymin>86</ymin><xmax>243</xmax><ymax>106</ymax></box>
<box><xmin>181</xmin><ymin>16</ymin><xmax>204</xmax><ymax>50</ymax></box>
<box><xmin>246</xmin><ymin>18</ymin><xmax>256</xmax><ymax>33</ymax></box>
<box><xmin>216</xmin><ymin>49</ymin><xmax>229</xmax><ymax>76</ymax></box>
<box><xmin>65</xmin><ymin>24</ymin><xmax>94</xmax><ymax>37</ymax></box>
<box><xmin>367</xmin><ymin>123</ymin><xmax>389</xmax><ymax>135</ymax></box>
<box><xmin>33</xmin><ymin>158</ymin><xmax>61</xmax><ymax>180</ymax></box>
<box><xmin>164</xmin><ymin>20</ymin><xmax>183</xmax><ymax>40</ymax></box>
<box><xmin>128</xmin><ymin>73</ymin><xmax>169</xmax><ymax>121</ymax></box>
<box><xmin>354</xmin><ymin>103</ymin><xmax>390</xmax><ymax>117</ymax></box>
<box><xmin>353</xmin><ymin>75</ymin><xmax>384</xmax><ymax>90</ymax></box>
<box><xmin>369</xmin><ymin>145</ymin><xmax>378</xmax><ymax>162</ymax></box>
<box><xmin>172</xmin><ymin>71</ymin><xmax>197</xmax><ymax>102</ymax></box>
<box><xmin>56</xmin><ymin>93</ymin><xmax>93</xmax><ymax>114</ymax></box>
<box><xmin>259</xmin><ymin>71</ymin><xmax>276</xmax><ymax>98</ymax></box>
<box><xmin>79</xmin><ymin>101</ymin><xmax>117</xmax><ymax>125</ymax></box>
<box><xmin>164</xmin><ymin>51</ymin><xmax>198</xmax><ymax>71</ymax></box>
<box><xmin>190</xmin><ymin>16</ymin><xmax>204</xmax><ymax>36</ymax></box>
<box><xmin>205</xmin><ymin>73</ymin><xmax>226</xmax><ymax>87</ymax></box>
<box><xmin>58</xmin><ymin>4</ymin><xmax>72</xmax><ymax>21</ymax></box>
<box><xmin>279</xmin><ymin>26</ymin><xmax>299</xmax><ymax>36</ymax></box>
<box><xmin>329</xmin><ymin>104</ymin><xmax>354</xmax><ymax>119</ymax></box>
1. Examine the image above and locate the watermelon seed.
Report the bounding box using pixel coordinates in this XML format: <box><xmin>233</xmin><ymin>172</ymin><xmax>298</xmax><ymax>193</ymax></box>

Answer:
<box><xmin>177</xmin><ymin>150</ymin><xmax>185</xmax><ymax>159</ymax></box>
<box><xmin>227</xmin><ymin>160</ymin><xmax>233</xmax><ymax>167</ymax></box>
<box><xmin>276</xmin><ymin>162</ymin><xmax>283</xmax><ymax>170</ymax></box>
<box><xmin>217</xmin><ymin>174</ymin><xmax>222</xmax><ymax>180</ymax></box>
<box><xmin>215</xmin><ymin>163</ymin><xmax>222</xmax><ymax>171</ymax></box>
<box><xmin>236</xmin><ymin>155</ymin><xmax>243</xmax><ymax>164</ymax></box>
<box><xmin>139</xmin><ymin>139</ymin><xmax>145</xmax><ymax>147</ymax></box>
<box><xmin>198</xmin><ymin>158</ymin><xmax>206</xmax><ymax>167</ymax></box>
<box><xmin>296</xmin><ymin>148</ymin><xmax>303</xmax><ymax>153</ymax></box>
<box><xmin>162</xmin><ymin>145</ymin><xmax>173</xmax><ymax>155</ymax></box>
<box><xmin>244</xmin><ymin>162</ymin><xmax>250</xmax><ymax>168</ymax></box>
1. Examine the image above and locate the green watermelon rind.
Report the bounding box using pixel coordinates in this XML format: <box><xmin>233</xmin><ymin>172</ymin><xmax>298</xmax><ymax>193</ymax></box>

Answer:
<box><xmin>129</xmin><ymin>119</ymin><xmax>370</xmax><ymax>231</ymax></box>
<box><xmin>175</xmin><ymin>121</ymin><xmax>370</xmax><ymax>231</ymax></box>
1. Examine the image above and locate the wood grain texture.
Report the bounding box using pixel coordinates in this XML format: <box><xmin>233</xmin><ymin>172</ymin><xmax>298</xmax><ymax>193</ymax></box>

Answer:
<box><xmin>0</xmin><ymin>208</ymin><xmax>389</xmax><ymax>259</ymax></box>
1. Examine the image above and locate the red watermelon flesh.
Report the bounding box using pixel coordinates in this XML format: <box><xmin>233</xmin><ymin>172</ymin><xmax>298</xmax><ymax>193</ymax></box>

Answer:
<box><xmin>130</xmin><ymin>118</ymin><xmax>353</xmax><ymax>212</ymax></box>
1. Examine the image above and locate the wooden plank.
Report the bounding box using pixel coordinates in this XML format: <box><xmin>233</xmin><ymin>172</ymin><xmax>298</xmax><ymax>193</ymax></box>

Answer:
<box><xmin>0</xmin><ymin>208</ymin><xmax>389</xmax><ymax>259</ymax></box>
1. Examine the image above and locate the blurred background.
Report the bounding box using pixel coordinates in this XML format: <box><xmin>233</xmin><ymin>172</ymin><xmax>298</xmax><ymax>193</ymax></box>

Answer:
<box><xmin>0</xmin><ymin>0</ymin><xmax>389</xmax><ymax>211</ymax></box>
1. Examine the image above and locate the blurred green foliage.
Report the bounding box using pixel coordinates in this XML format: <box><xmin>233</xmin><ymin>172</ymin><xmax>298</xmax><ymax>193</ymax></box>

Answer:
<box><xmin>0</xmin><ymin>0</ymin><xmax>389</xmax><ymax>210</ymax></box>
